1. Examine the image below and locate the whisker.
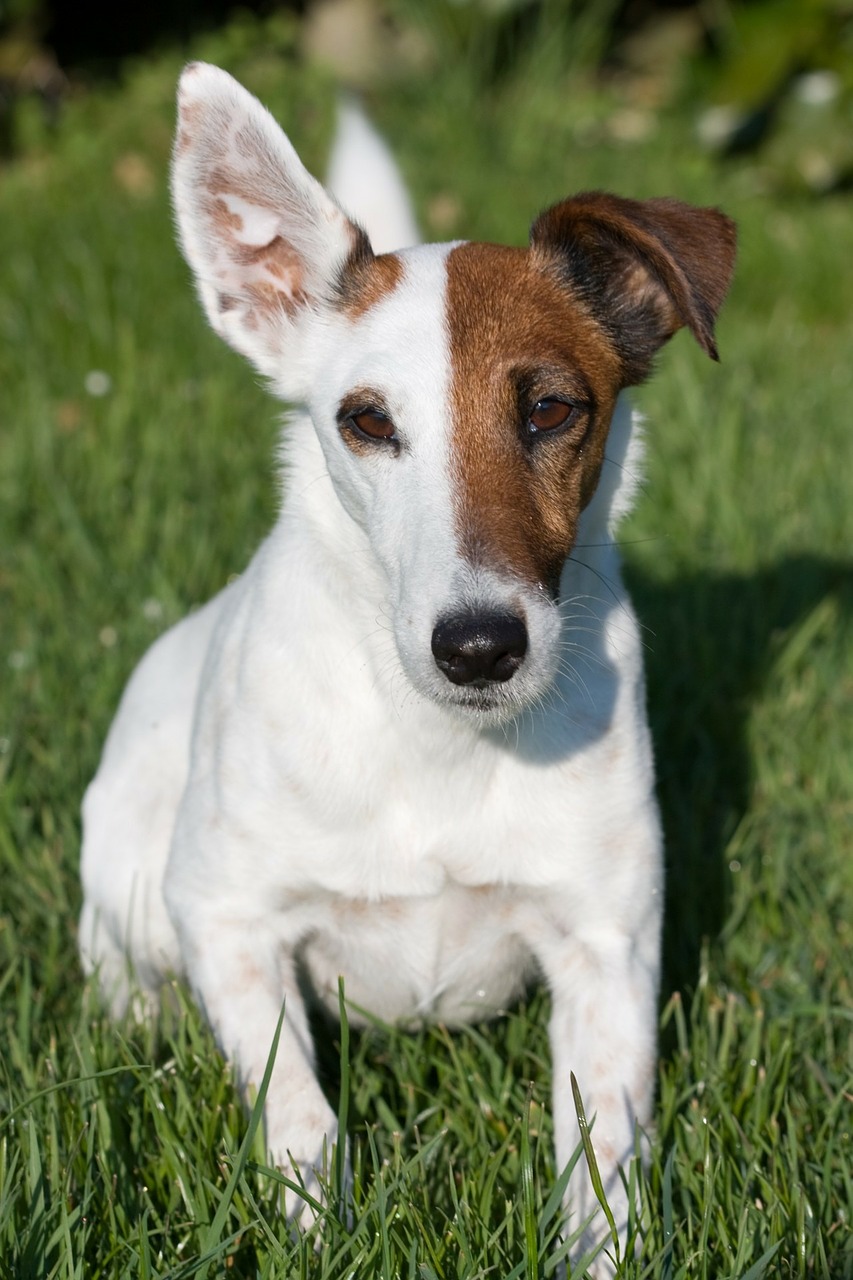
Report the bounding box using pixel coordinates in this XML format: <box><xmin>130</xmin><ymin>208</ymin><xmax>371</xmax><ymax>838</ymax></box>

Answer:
<box><xmin>571</xmin><ymin>535</ymin><xmax>665</xmax><ymax>551</ymax></box>
<box><xmin>565</xmin><ymin>556</ymin><xmax>627</xmax><ymax>611</ymax></box>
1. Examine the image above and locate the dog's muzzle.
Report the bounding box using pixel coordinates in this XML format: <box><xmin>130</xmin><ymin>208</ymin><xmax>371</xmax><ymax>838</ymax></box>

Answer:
<box><xmin>431</xmin><ymin>611</ymin><xmax>527</xmax><ymax>688</ymax></box>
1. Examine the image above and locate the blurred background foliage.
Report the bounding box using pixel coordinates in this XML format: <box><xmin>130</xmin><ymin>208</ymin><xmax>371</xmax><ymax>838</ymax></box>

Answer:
<box><xmin>0</xmin><ymin>4</ymin><xmax>850</xmax><ymax>1275</ymax></box>
<box><xmin>1</xmin><ymin>0</ymin><xmax>852</xmax><ymax>195</ymax></box>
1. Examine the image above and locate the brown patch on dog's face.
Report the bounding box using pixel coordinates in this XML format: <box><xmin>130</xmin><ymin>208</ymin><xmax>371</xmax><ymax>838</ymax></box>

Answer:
<box><xmin>336</xmin><ymin>229</ymin><xmax>404</xmax><ymax>317</ymax></box>
<box><xmin>445</xmin><ymin>242</ymin><xmax>622</xmax><ymax>595</ymax></box>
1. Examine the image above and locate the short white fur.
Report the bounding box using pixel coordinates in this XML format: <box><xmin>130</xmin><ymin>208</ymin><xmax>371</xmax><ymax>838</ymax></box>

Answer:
<box><xmin>80</xmin><ymin>63</ymin><xmax>678</xmax><ymax>1278</ymax></box>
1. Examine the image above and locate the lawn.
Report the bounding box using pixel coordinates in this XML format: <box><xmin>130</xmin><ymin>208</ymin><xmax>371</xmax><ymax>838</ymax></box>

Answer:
<box><xmin>0</xmin><ymin>12</ymin><xmax>851</xmax><ymax>1278</ymax></box>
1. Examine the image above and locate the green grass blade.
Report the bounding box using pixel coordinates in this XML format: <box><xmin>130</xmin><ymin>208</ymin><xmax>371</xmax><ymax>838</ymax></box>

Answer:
<box><xmin>520</xmin><ymin>1085</ymin><xmax>539</xmax><ymax>1277</ymax></box>
<box><xmin>737</xmin><ymin>1241</ymin><xmax>783</xmax><ymax>1280</ymax></box>
<box><xmin>571</xmin><ymin>1072</ymin><xmax>620</xmax><ymax>1266</ymax></box>
<box><xmin>336</xmin><ymin>977</ymin><xmax>351</xmax><ymax>1213</ymax></box>
<box><xmin>200</xmin><ymin>999</ymin><xmax>285</xmax><ymax>1272</ymax></box>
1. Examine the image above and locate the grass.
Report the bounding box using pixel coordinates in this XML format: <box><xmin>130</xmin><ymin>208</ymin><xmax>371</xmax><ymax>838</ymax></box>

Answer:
<box><xmin>1</xmin><ymin>14</ymin><xmax>851</xmax><ymax>1278</ymax></box>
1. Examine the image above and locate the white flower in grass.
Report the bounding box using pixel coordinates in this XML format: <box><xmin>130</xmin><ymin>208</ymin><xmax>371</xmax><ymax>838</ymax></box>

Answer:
<box><xmin>84</xmin><ymin>370</ymin><xmax>112</xmax><ymax>397</ymax></box>
<box><xmin>696</xmin><ymin>104</ymin><xmax>740</xmax><ymax>148</ymax></box>
<box><xmin>142</xmin><ymin>597</ymin><xmax>164</xmax><ymax>622</ymax></box>
<box><xmin>99</xmin><ymin>626</ymin><xmax>118</xmax><ymax>648</ymax></box>
<box><xmin>795</xmin><ymin>71</ymin><xmax>840</xmax><ymax>107</ymax></box>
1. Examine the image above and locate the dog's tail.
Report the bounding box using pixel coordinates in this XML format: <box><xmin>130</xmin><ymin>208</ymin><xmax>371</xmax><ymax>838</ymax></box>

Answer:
<box><xmin>326</xmin><ymin>100</ymin><xmax>420</xmax><ymax>254</ymax></box>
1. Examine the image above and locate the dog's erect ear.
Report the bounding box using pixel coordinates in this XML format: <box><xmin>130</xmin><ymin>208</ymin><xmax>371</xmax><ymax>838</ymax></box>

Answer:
<box><xmin>171</xmin><ymin>62</ymin><xmax>370</xmax><ymax>398</ymax></box>
<box><xmin>530</xmin><ymin>192</ymin><xmax>736</xmax><ymax>386</ymax></box>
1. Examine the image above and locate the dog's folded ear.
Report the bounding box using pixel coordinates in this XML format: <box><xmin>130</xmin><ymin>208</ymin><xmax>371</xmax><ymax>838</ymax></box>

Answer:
<box><xmin>530</xmin><ymin>192</ymin><xmax>736</xmax><ymax>386</ymax></box>
<box><xmin>171</xmin><ymin>62</ymin><xmax>369</xmax><ymax>399</ymax></box>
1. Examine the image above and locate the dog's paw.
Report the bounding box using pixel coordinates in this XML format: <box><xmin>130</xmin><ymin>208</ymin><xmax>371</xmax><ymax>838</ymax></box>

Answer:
<box><xmin>268</xmin><ymin>1103</ymin><xmax>349</xmax><ymax>1228</ymax></box>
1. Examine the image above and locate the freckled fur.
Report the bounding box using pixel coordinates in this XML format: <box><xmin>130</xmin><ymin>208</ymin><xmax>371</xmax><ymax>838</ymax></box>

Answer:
<box><xmin>80</xmin><ymin>64</ymin><xmax>735</xmax><ymax>1280</ymax></box>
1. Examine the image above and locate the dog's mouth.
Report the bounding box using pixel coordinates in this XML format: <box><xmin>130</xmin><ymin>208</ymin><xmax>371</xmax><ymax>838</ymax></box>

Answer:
<box><xmin>425</xmin><ymin>682</ymin><xmax>520</xmax><ymax>731</ymax></box>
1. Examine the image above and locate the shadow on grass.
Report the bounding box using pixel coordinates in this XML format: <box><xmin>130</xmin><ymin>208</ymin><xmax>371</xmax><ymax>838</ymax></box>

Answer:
<box><xmin>626</xmin><ymin>551</ymin><xmax>851</xmax><ymax>999</ymax></box>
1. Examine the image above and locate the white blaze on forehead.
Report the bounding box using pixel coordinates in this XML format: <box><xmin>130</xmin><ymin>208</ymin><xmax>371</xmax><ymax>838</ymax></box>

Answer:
<box><xmin>372</xmin><ymin>245</ymin><xmax>460</xmax><ymax>603</ymax></box>
<box><xmin>319</xmin><ymin>243</ymin><xmax>457</xmax><ymax>426</ymax></box>
<box><xmin>313</xmin><ymin>246</ymin><xmax>462</xmax><ymax>642</ymax></box>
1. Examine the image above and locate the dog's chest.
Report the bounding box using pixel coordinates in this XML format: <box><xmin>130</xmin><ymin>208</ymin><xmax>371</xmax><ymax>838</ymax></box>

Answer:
<box><xmin>275</xmin><ymin>736</ymin><xmax>597</xmax><ymax>901</ymax></box>
<box><xmin>298</xmin><ymin>881</ymin><xmax>538</xmax><ymax>1025</ymax></box>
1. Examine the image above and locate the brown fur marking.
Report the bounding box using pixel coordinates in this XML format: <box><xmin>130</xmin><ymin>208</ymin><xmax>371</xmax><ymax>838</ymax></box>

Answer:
<box><xmin>201</xmin><ymin>177</ymin><xmax>310</xmax><ymax>316</ymax></box>
<box><xmin>210</xmin><ymin>200</ymin><xmax>244</xmax><ymax>236</ymax></box>
<box><xmin>176</xmin><ymin>97</ymin><xmax>201</xmax><ymax>155</ymax></box>
<box><xmin>337</xmin><ymin>249</ymin><xmax>404</xmax><ymax>318</ymax></box>
<box><xmin>530</xmin><ymin>192</ymin><xmax>737</xmax><ymax>381</ymax></box>
<box><xmin>445</xmin><ymin>243</ymin><xmax>622</xmax><ymax>593</ymax></box>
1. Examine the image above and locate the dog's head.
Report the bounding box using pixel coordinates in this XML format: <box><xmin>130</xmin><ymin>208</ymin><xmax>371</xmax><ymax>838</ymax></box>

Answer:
<box><xmin>172</xmin><ymin>63</ymin><xmax>735</xmax><ymax>724</ymax></box>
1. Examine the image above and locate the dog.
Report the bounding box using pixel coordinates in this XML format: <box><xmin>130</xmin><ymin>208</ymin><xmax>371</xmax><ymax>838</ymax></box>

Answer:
<box><xmin>79</xmin><ymin>62</ymin><xmax>735</xmax><ymax>1274</ymax></box>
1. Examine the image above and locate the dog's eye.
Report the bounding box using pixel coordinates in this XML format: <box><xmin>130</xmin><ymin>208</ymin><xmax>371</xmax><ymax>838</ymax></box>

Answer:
<box><xmin>528</xmin><ymin>398</ymin><xmax>577</xmax><ymax>434</ymax></box>
<box><xmin>350</xmin><ymin>409</ymin><xmax>396</xmax><ymax>441</ymax></box>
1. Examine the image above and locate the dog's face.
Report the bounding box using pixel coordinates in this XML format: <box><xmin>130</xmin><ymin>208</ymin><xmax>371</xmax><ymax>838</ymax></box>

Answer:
<box><xmin>306</xmin><ymin>240</ymin><xmax>627</xmax><ymax>720</ymax></box>
<box><xmin>172</xmin><ymin>63</ymin><xmax>735</xmax><ymax>724</ymax></box>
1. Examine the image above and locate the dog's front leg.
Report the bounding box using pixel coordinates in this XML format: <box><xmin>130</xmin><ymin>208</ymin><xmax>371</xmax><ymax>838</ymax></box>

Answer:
<box><xmin>542</xmin><ymin>931</ymin><xmax>658</xmax><ymax>1277</ymax></box>
<box><xmin>174</xmin><ymin>906</ymin><xmax>341</xmax><ymax>1222</ymax></box>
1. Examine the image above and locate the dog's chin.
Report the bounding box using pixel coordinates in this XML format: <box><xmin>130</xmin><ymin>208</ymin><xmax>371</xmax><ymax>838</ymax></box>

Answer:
<box><xmin>441</xmin><ymin>689</ymin><xmax>527</xmax><ymax>729</ymax></box>
<box><xmin>419</xmin><ymin>671</ymin><xmax>554</xmax><ymax>729</ymax></box>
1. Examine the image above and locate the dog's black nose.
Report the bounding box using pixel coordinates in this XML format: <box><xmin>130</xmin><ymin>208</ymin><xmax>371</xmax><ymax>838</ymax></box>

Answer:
<box><xmin>431</xmin><ymin>612</ymin><xmax>528</xmax><ymax>686</ymax></box>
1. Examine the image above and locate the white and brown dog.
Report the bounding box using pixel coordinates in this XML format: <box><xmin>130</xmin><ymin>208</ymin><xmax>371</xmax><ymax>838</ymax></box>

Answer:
<box><xmin>80</xmin><ymin>63</ymin><xmax>735</xmax><ymax>1272</ymax></box>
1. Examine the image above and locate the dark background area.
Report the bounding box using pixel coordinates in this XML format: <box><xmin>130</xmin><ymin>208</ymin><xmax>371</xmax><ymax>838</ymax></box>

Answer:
<box><xmin>10</xmin><ymin>0</ymin><xmax>692</xmax><ymax>72</ymax></box>
<box><xmin>2</xmin><ymin>0</ymin><xmax>851</xmax><ymax>192</ymax></box>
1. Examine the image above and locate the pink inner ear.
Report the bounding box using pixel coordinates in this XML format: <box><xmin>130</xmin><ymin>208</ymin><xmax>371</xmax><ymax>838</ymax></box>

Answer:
<box><xmin>202</xmin><ymin>176</ymin><xmax>308</xmax><ymax>319</ymax></box>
